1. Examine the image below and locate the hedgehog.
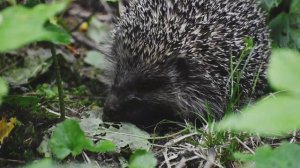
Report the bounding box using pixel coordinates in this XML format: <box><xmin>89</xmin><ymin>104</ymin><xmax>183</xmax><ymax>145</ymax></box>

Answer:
<box><xmin>102</xmin><ymin>0</ymin><xmax>270</xmax><ymax>126</ymax></box>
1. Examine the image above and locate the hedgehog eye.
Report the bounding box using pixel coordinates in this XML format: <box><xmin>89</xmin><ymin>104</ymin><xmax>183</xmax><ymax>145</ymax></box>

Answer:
<box><xmin>127</xmin><ymin>94</ymin><xmax>142</xmax><ymax>102</ymax></box>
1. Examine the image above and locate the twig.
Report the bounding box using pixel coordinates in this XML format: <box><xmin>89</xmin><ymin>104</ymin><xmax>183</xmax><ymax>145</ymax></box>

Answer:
<box><xmin>162</xmin><ymin>149</ymin><xmax>172</xmax><ymax>168</ymax></box>
<box><xmin>50</xmin><ymin>44</ymin><xmax>66</xmax><ymax>120</ymax></box>
<box><xmin>165</xmin><ymin>132</ymin><xmax>198</xmax><ymax>147</ymax></box>
<box><xmin>82</xmin><ymin>151</ymin><xmax>91</xmax><ymax>164</ymax></box>
<box><xmin>204</xmin><ymin>148</ymin><xmax>217</xmax><ymax>168</ymax></box>
<box><xmin>193</xmin><ymin>151</ymin><xmax>224</xmax><ymax>168</ymax></box>
<box><xmin>175</xmin><ymin>157</ymin><xmax>187</xmax><ymax>168</ymax></box>
<box><xmin>41</xmin><ymin>106</ymin><xmax>70</xmax><ymax>119</ymax></box>
<box><xmin>234</xmin><ymin>137</ymin><xmax>255</xmax><ymax>154</ymax></box>
<box><xmin>0</xmin><ymin>158</ymin><xmax>25</xmax><ymax>164</ymax></box>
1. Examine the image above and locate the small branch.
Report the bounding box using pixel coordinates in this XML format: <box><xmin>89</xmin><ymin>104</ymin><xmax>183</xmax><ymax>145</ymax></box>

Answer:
<box><xmin>234</xmin><ymin>137</ymin><xmax>255</xmax><ymax>154</ymax></box>
<box><xmin>50</xmin><ymin>44</ymin><xmax>66</xmax><ymax>120</ymax></box>
<box><xmin>162</xmin><ymin>149</ymin><xmax>172</xmax><ymax>168</ymax></box>
<box><xmin>0</xmin><ymin>157</ymin><xmax>25</xmax><ymax>164</ymax></box>
<box><xmin>41</xmin><ymin>106</ymin><xmax>70</xmax><ymax>119</ymax></box>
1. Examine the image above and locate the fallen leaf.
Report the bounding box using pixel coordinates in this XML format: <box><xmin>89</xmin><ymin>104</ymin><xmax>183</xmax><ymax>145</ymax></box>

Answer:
<box><xmin>97</xmin><ymin>123</ymin><xmax>151</xmax><ymax>151</ymax></box>
<box><xmin>0</xmin><ymin>117</ymin><xmax>17</xmax><ymax>144</ymax></box>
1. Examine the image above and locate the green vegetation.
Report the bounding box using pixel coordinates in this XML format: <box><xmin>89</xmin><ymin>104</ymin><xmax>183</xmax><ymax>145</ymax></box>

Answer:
<box><xmin>0</xmin><ymin>78</ymin><xmax>8</xmax><ymax>104</ymax></box>
<box><xmin>0</xmin><ymin>0</ymin><xmax>299</xmax><ymax>167</ymax></box>
<box><xmin>0</xmin><ymin>1</ymin><xmax>70</xmax><ymax>52</ymax></box>
<box><xmin>262</xmin><ymin>0</ymin><xmax>300</xmax><ymax>49</ymax></box>
<box><xmin>218</xmin><ymin>48</ymin><xmax>300</xmax><ymax>166</ymax></box>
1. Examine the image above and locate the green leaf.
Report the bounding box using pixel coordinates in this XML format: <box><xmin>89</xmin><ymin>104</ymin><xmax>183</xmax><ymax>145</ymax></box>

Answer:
<box><xmin>290</xmin><ymin>0</ymin><xmax>300</xmax><ymax>14</ymax></box>
<box><xmin>0</xmin><ymin>77</ymin><xmax>8</xmax><ymax>105</ymax></box>
<box><xmin>25</xmin><ymin>159</ymin><xmax>54</xmax><ymax>168</ymax></box>
<box><xmin>233</xmin><ymin>152</ymin><xmax>254</xmax><ymax>163</ymax></box>
<box><xmin>268</xmin><ymin>49</ymin><xmax>300</xmax><ymax>94</ymax></box>
<box><xmin>129</xmin><ymin>150</ymin><xmax>157</xmax><ymax>168</ymax></box>
<box><xmin>237</xmin><ymin>143</ymin><xmax>300</xmax><ymax>168</ymax></box>
<box><xmin>84</xmin><ymin>50</ymin><xmax>107</xmax><ymax>70</ymax></box>
<box><xmin>3</xmin><ymin>96</ymin><xmax>39</xmax><ymax>108</ymax></box>
<box><xmin>36</xmin><ymin>84</ymin><xmax>58</xmax><ymax>99</ymax></box>
<box><xmin>24</xmin><ymin>0</ymin><xmax>42</xmax><ymax>8</ymax></box>
<box><xmin>87</xmin><ymin>140</ymin><xmax>116</xmax><ymax>153</ymax></box>
<box><xmin>217</xmin><ymin>95</ymin><xmax>300</xmax><ymax>136</ymax></box>
<box><xmin>268</xmin><ymin>12</ymin><xmax>300</xmax><ymax>49</ymax></box>
<box><xmin>269</xmin><ymin>13</ymin><xmax>290</xmax><ymax>48</ymax></box>
<box><xmin>49</xmin><ymin>119</ymin><xmax>93</xmax><ymax>160</ymax></box>
<box><xmin>259</xmin><ymin>0</ymin><xmax>282</xmax><ymax>10</ymax></box>
<box><xmin>0</xmin><ymin>1</ymin><xmax>70</xmax><ymax>52</ymax></box>
<box><xmin>289</xmin><ymin>28</ymin><xmax>300</xmax><ymax>50</ymax></box>
<box><xmin>25</xmin><ymin>159</ymin><xmax>101</xmax><ymax>168</ymax></box>
<box><xmin>45</xmin><ymin>23</ymin><xmax>71</xmax><ymax>45</ymax></box>
<box><xmin>49</xmin><ymin>119</ymin><xmax>116</xmax><ymax>160</ymax></box>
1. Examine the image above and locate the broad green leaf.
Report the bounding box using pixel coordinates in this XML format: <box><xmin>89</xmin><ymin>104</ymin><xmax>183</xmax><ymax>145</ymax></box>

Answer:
<box><xmin>36</xmin><ymin>84</ymin><xmax>58</xmax><ymax>99</ymax></box>
<box><xmin>217</xmin><ymin>95</ymin><xmax>300</xmax><ymax>136</ymax></box>
<box><xmin>87</xmin><ymin>140</ymin><xmax>116</xmax><ymax>153</ymax></box>
<box><xmin>259</xmin><ymin>0</ymin><xmax>282</xmax><ymax>10</ymax></box>
<box><xmin>0</xmin><ymin>1</ymin><xmax>70</xmax><ymax>52</ymax></box>
<box><xmin>49</xmin><ymin>119</ymin><xmax>116</xmax><ymax>160</ymax></box>
<box><xmin>289</xmin><ymin>28</ymin><xmax>300</xmax><ymax>50</ymax></box>
<box><xmin>268</xmin><ymin>49</ymin><xmax>300</xmax><ymax>94</ymax></box>
<box><xmin>129</xmin><ymin>150</ymin><xmax>157</xmax><ymax>168</ymax></box>
<box><xmin>3</xmin><ymin>96</ymin><xmax>39</xmax><ymax>108</ymax></box>
<box><xmin>269</xmin><ymin>13</ymin><xmax>290</xmax><ymax>48</ymax></box>
<box><xmin>84</xmin><ymin>50</ymin><xmax>107</xmax><ymax>70</ymax></box>
<box><xmin>45</xmin><ymin>23</ymin><xmax>71</xmax><ymax>44</ymax></box>
<box><xmin>24</xmin><ymin>0</ymin><xmax>42</xmax><ymax>8</ymax></box>
<box><xmin>236</xmin><ymin>143</ymin><xmax>300</xmax><ymax>168</ymax></box>
<box><xmin>25</xmin><ymin>159</ymin><xmax>101</xmax><ymax>168</ymax></box>
<box><xmin>268</xmin><ymin>12</ymin><xmax>300</xmax><ymax>49</ymax></box>
<box><xmin>290</xmin><ymin>0</ymin><xmax>300</xmax><ymax>14</ymax></box>
<box><xmin>25</xmin><ymin>159</ymin><xmax>54</xmax><ymax>168</ymax></box>
<box><xmin>49</xmin><ymin>119</ymin><xmax>93</xmax><ymax>160</ymax></box>
<box><xmin>288</xmin><ymin>12</ymin><xmax>300</xmax><ymax>50</ymax></box>
<box><xmin>0</xmin><ymin>77</ymin><xmax>8</xmax><ymax>105</ymax></box>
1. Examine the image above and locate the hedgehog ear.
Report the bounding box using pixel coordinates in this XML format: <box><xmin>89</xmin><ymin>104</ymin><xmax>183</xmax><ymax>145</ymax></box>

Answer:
<box><xmin>175</xmin><ymin>57</ymin><xmax>190</xmax><ymax>78</ymax></box>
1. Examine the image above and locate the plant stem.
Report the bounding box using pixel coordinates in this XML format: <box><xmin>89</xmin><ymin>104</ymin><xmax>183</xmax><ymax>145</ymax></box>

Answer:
<box><xmin>50</xmin><ymin>44</ymin><xmax>65</xmax><ymax>120</ymax></box>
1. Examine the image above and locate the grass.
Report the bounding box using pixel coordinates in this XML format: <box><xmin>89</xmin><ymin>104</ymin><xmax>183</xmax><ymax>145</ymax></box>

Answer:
<box><xmin>1</xmin><ymin>1</ymin><xmax>299</xmax><ymax>167</ymax></box>
<box><xmin>148</xmin><ymin>38</ymin><xmax>273</xmax><ymax>167</ymax></box>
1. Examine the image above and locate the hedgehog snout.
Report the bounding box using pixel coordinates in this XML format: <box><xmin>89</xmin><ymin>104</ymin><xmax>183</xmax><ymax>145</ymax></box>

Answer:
<box><xmin>103</xmin><ymin>94</ymin><xmax>122</xmax><ymax>121</ymax></box>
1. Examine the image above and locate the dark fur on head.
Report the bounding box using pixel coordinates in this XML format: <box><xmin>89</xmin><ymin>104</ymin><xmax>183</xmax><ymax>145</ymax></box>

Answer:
<box><xmin>102</xmin><ymin>0</ymin><xmax>270</xmax><ymax>127</ymax></box>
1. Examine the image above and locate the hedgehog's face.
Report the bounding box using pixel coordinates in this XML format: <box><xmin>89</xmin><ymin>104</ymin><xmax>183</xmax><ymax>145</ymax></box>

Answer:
<box><xmin>103</xmin><ymin>72</ymin><xmax>179</xmax><ymax>127</ymax></box>
<box><xmin>103</xmin><ymin>58</ymin><xmax>189</xmax><ymax>127</ymax></box>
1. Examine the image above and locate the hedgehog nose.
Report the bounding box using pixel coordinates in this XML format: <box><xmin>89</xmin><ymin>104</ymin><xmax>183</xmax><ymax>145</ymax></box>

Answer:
<box><xmin>103</xmin><ymin>94</ymin><xmax>120</xmax><ymax>116</ymax></box>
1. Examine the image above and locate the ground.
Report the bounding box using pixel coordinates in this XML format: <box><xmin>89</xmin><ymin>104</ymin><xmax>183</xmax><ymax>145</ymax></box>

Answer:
<box><xmin>0</xmin><ymin>0</ymin><xmax>299</xmax><ymax>168</ymax></box>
